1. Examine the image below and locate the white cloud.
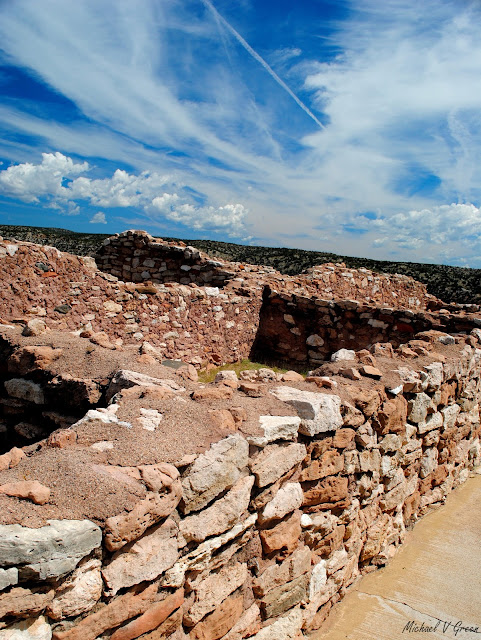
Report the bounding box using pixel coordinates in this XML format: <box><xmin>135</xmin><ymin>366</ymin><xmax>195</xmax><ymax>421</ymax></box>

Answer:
<box><xmin>89</xmin><ymin>211</ymin><xmax>107</xmax><ymax>224</ymax></box>
<box><xmin>0</xmin><ymin>152</ymin><xmax>248</xmax><ymax>236</ymax></box>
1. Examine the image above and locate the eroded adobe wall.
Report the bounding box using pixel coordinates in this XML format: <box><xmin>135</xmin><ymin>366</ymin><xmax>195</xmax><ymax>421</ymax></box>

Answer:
<box><xmin>0</xmin><ymin>330</ymin><xmax>480</xmax><ymax>639</ymax></box>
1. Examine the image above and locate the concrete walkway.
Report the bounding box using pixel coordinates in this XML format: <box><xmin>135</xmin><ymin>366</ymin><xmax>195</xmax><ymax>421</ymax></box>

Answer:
<box><xmin>313</xmin><ymin>473</ymin><xmax>481</xmax><ymax>640</ymax></box>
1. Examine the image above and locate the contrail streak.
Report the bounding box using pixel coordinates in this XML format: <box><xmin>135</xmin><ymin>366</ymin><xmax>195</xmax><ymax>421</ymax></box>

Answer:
<box><xmin>200</xmin><ymin>0</ymin><xmax>325</xmax><ymax>130</ymax></box>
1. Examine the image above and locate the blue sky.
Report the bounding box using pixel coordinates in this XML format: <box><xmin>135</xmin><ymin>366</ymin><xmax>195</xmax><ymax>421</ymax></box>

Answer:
<box><xmin>1</xmin><ymin>0</ymin><xmax>481</xmax><ymax>266</ymax></box>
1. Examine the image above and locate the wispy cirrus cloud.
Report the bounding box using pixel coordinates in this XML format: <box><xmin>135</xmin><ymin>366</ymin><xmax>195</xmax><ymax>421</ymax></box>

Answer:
<box><xmin>0</xmin><ymin>0</ymin><xmax>480</xmax><ymax>263</ymax></box>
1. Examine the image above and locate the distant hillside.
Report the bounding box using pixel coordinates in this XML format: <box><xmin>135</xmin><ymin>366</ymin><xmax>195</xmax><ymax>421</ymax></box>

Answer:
<box><xmin>1</xmin><ymin>224</ymin><xmax>480</xmax><ymax>305</ymax></box>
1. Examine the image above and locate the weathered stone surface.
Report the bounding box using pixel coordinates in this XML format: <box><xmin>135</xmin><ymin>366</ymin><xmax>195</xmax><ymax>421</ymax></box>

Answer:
<box><xmin>162</xmin><ymin>515</ymin><xmax>256</xmax><ymax>588</ymax></box>
<box><xmin>22</xmin><ymin>319</ymin><xmax>49</xmax><ymax>336</ymax></box>
<box><xmin>248</xmin><ymin>607</ymin><xmax>303</xmax><ymax>640</ymax></box>
<box><xmin>220</xmin><ymin>603</ymin><xmax>260</xmax><ymax>640</ymax></box>
<box><xmin>184</xmin><ymin>563</ymin><xmax>247</xmax><ymax>626</ymax></box>
<box><xmin>4</xmin><ymin>379</ymin><xmax>44</xmax><ymax>405</ymax></box>
<box><xmin>360</xmin><ymin>514</ymin><xmax>390</xmax><ymax>561</ymax></box>
<box><xmin>0</xmin><ymin>567</ymin><xmax>18</xmax><ymax>592</ymax></box>
<box><xmin>331</xmin><ymin>349</ymin><xmax>356</xmax><ymax>362</ymax></box>
<box><xmin>309</xmin><ymin>560</ymin><xmax>327</xmax><ymax>599</ymax></box>
<box><xmin>102</xmin><ymin>518</ymin><xmax>179</xmax><ymax>595</ymax></box>
<box><xmin>0</xmin><ymin>447</ymin><xmax>25</xmax><ymax>472</ymax></box>
<box><xmin>259</xmin><ymin>510</ymin><xmax>302</xmax><ymax>554</ymax></box>
<box><xmin>2</xmin><ymin>616</ymin><xmax>52</xmax><ymax>640</ymax></box>
<box><xmin>420</xmin><ymin>447</ymin><xmax>438</xmax><ymax>478</ymax></box>
<box><xmin>417</xmin><ymin>411</ymin><xmax>443</xmax><ymax>435</ymax></box>
<box><xmin>105</xmin><ymin>464</ymin><xmax>182</xmax><ymax>551</ymax></box>
<box><xmin>110</xmin><ymin>589</ymin><xmax>184</xmax><ymax>640</ymax></box>
<box><xmin>302</xmin><ymin>476</ymin><xmax>349</xmax><ymax>508</ymax></box>
<box><xmin>260</xmin><ymin>573</ymin><xmax>309</xmax><ymax>618</ymax></box>
<box><xmin>247</xmin><ymin>416</ymin><xmax>301</xmax><ymax>447</ymax></box>
<box><xmin>379</xmin><ymin>434</ymin><xmax>401</xmax><ymax>454</ymax></box>
<box><xmin>181</xmin><ymin>434</ymin><xmax>249</xmax><ymax>514</ymax></box>
<box><xmin>359</xmin><ymin>449</ymin><xmax>381</xmax><ymax>473</ymax></box>
<box><xmin>258</xmin><ymin>483</ymin><xmax>303</xmax><ymax>524</ymax></box>
<box><xmin>300</xmin><ymin>451</ymin><xmax>343</xmax><ymax>481</ymax></box>
<box><xmin>408</xmin><ymin>392</ymin><xmax>432</xmax><ymax>423</ymax></box>
<box><xmin>8</xmin><ymin>346</ymin><xmax>63</xmax><ymax>375</ymax></box>
<box><xmin>271</xmin><ymin>387</ymin><xmax>343</xmax><ymax>435</ymax></box>
<box><xmin>360</xmin><ymin>365</ymin><xmax>382</xmax><ymax>379</ymax></box>
<box><xmin>252</xmin><ymin>546</ymin><xmax>311</xmax><ymax>597</ymax></box>
<box><xmin>0</xmin><ymin>480</ymin><xmax>50</xmax><ymax>505</ymax></box>
<box><xmin>132</xmin><ymin>607</ymin><xmax>183</xmax><ymax>640</ymax></box>
<box><xmin>0</xmin><ymin>520</ymin><xmax>102</xmax><ymax>581</ymax></box>
<box><xmin>332</xmin><ymin>429</ymin><xmax>356</xmax><ymax>448</ymax></box>
<box><xmin>180</xmin><ymin>476</ymin><xmax>254</xmax><ymax>543</ymax></box>
<box><xmin>46</xmin><ymin>558</ymin><xmax>102</xmax><ymax>621</ymax></box>
<box><xmin>107</xmin><ymin>370</ymin><xmax>184</xmax><ymax>401</ymax></box>
<box><xmin>0</xmin><ymin>586</ymin><xmax>54</xmax><ymax>619</ymax></box>
<box><xmin>192</xmin><ymin>387</ymin><xmax>233</xmax><ymax>401</ymax></box>
<box><xmin>376</xmin><ymin>395</ymin><xmax>407</xmax><ymax>435</ymax></box>
<box><xmin>441</xmin><ymin>404</ymin><xmax>461</xmax><ymax>430</ymax></box>
<box><xmin>421</xmin><ymin>362</ymin><xmax>443</xmax><ymax>391</ymax></box>
<box><xmin>249</xmin><ymin>443</ymin><xmax>306</xmax><ymax>488</ymax></box>
<box><xmin>190</xmin><ymin>595</ymin><xmax>244</xmax><ymax>640</ymax></box>
<box><xmin>52</xmin><ymin>582</ymin><xmax>159</xmax><ymax>640</ymax></box>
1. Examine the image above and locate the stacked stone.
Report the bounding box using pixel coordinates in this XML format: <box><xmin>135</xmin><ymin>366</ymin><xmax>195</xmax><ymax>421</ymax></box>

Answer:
<box><xmin>95</xmin><ymin>231</ymin><xmax>236</xmax><ymax>287</ymax></box>
<box><xmin>0</xmin><ymin>336</ymin><xmax>480</xmax><ymax>639</ymax></box>
<box><xmin>254</xmin><ymin>288</ymin><xmax>481</xmax><ymax>367</ymax></box>
<box><xmin>304</xmin><ymin>263</ymin><xmax>433</xmax><ymax>311</ymax></box>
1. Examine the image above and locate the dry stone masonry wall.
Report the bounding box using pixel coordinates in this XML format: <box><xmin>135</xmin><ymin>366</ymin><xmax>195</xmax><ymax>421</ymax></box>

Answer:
<box><xmin>0</xmin><ymin>327</ymin><xmax>480</xmax><ymax>640</ymax></box>
<box><xmin>0</xmin><ymin>231</ymin><xmax>481</xmax><ymax>639</ymax></box>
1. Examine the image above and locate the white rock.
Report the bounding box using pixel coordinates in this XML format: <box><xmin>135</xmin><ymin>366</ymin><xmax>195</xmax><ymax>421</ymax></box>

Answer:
<box><xmin>247</xmin><ymin>415</ymin><xmax>301</xmax><ymax>447</ymax></box>
<box><xmin>0</xmin><ymin>520</ymin><xmax>101</xmax><ymax>581</ymax></box>
<box><xmin>106</xmin><ymin>369</ymin><xmax>184</xmax><ymax>401</ymax></box>
<box><xmin>215</xmin><ymin>370</ymin><xmax>238</xmax><ymax>383</ymax></box>
<box><xmin>138</xmin><ymin>408</ymin><xmax>163</xmax><ymax>431</ymax></box>
<box><xmin>309</xmin><ymin>560</ymin><xmax>327</xmax><ymax>599</ymax></box>
<box><xmin>248</xmin><ymin>607</ymin><xmax>303</xmax><ymax>640</ymax></box>
<box><xmin>330</xmin><ymin>349</ymin><xmax>356</xmax><ymax>362</ymax></box>
<box><xmin>259</xmin><ymin>483</ymin><xmax>303</xmax><ymax>524</ymax></box>
<box><xmin>180</xmin><ymin>476</ymin><xmax>254</xmax><ymax>543</ymax></box>
<box><xmin>102</xmin><ymin>518</ymin><xmax>178</xmax><ymax>595</ymax></box>
<box><xmin>441</xmin><ymin>404</ymin><xmax>461</xmax><ymax>430</ymax></box>
<box><xmin>205</xmin><ymin>287</ymin><xmax>220</xmax><ymax>296</ymax></box>
<box><xmin>270</xmin><ymin>386</ymin><xmax>343</xmax><ymax>436</ymax></box>
<box><xmin>181</xmin><ymin>434</ymin><xmax>249</xmax><ymax>514</ymax></box>
<box><xmin>420</xmin><ymin>447</ymin><xmax>438</xmax><ymax>478</ymax></box>
<box><xmin>420</xmin><ymin>362</ymin><xmax>443</xmax><ymax>391</ymax></box>
<box><xmin>46</xmin><ymin>558</ymin><xmax>102</xmax><ymax>620</ymax></box>
<box><xmin>249</xmin><ymin>443</ymin><xmax>307</xmax><ymax>487</ymax></box>
<box><xmin>103</xmin><ymin>301</ymin><xmax>122</xmax><ymax>313</ymax></box>
<box><xmin>407</xmin><ymin>392</ymin><xmax>432</xmax><ymax>423</ymax></box>
<box><xmin>1</xmin><ymin>616</ymin><xmax>51</xmax><ymax>640</ymax></box>
<box><xmin>0</xmin><ymin>567</ymin><xmax>18</xmax><ymax>591</ymax></box>
<box><xmin>417</xmin><ymin>411</ymin><xmax>443</xmax><ymax>435</ymax></box>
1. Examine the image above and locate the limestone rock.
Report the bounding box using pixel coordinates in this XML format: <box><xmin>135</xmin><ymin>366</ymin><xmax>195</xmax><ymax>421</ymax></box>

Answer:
<box><xmin>249</xmin><ymin>443</ymin><xmax>306</xmax><ymax>487</ymax></box>
<box><xmin>162</xmin><ymin>514</ymin><xmax>256</xmax><ymax>588</ymax></box>
<box><xmin>102</xmin><ymin>518</ymin><xmax>179</xmax><ymax>595</ymax></box>
<box><xmin>0</xmin><ymin>448</ymin><xmax>25</xmax><ymax>472</ymax></box>
<box><xmin>22</xmin><ymin>319</ymin><xmax>49</xmax><ymax>336</ymax></box>
<box><xmin>220</xmin><ymin>603</ymin><xmax>261</xmax><ymax>640</ymax></box>
<box><xmin>252</xmin><ymin>546</ymin><xmax>311</xmax><ymax>597</ymax></box>
<box><xmin>407</xmin><ymin>392</ymin><xmax>432</xmax><ymax>423</ymax></box>
<box><xmin>183</xmin><ymin>562</ymin><xmax>247</xmax><ymax>626</ymax></box>
<box><xmin>180</xmin><ymin>476</ymin><xmax>254</xmax><ymax>543</ymax></box>
<box><xmin>309</xmin><ymin>560</ymin><xmax>327</xmax><ymax>599</ymax></box>
<box><xmin>1</xmin><ymin>616</ymin><xmax>52</xmax><ymax>640</ymax></box>
<box><xmin>330</xmin><ymin>349</ymin><xmax>356</xmax><ymax>362</ymax></box>
<box><xmin>259</xmin><ymin>573</ymin><xmax>309</xmax><ymax>618</ymax></box>
<box><xmin>247</xmin><ymin>415</ymin><xmax>301</xmax><ymax>447</ymax></box>
<box><xmin>0</xmin><ymin>567</ymin><xmax>18</xmax><ymax>591</ymax></box>
<box><xmin>300</xmin><ymin>451</ymin><xmax>344</xmax><ymax>481</ymax></box>
<box><xmin>46</xmin><ymin>558</ymin><xmax>102</xmax><ymax>621</ymax></box>
<box><xmin>248</xmin><ymin>607</ymin><xmax>303</xmax><ymax>640</ymax></box>
<box><xmin>4</xmin><ymin>379</ymin><xmax>44</xmax><ymax>405</ymax></box>
<box><xmin>181</xmin><ymin>434</ymin><xmax>249</xmax><ymax>514</ymax></box>
<box><xmin>258</xmin><ymin>483</ymin><xmax>303</xmax><ymax>524</ymax></box>
<box><xmin>271</xmin><ymin>387</ymin><xmax>342</xmax><ymax>436</ymax></box>
<box><xmin>0</xmin><ymin>520</ymin><xmax>102</xmax><ymax>581</ymax></box>
<box><xmin>0</xmin><ymin>481</ymin><xmax>50</xmax><ymax>505</ymax></box>
<box><xmin>106</xmin><ymin>370</ymin><xmax>184</xmax><ymax>401</ymax></box>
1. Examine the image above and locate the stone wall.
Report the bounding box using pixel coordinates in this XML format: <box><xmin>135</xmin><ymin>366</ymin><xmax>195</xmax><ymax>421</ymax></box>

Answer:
<box><xmin>0</xmin><ymin>330</ymin><xmax>480</xmax><ymax>639</ymax></box>
<box><xmin>95</xmin><ymin>231</ymin><xmax>236</xmax><ymax>288</ymax></box>
<box><xmin>253</xmin><ymin>287</ymin><xmax>481</xmax><ymax>368</ymax></box>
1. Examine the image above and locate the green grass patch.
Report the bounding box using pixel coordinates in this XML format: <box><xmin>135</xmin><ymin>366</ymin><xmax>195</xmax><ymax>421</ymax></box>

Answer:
<box><xmin>198</xmin><ymin>358</ymin><xmax>293</xmax><ymax>383</ymax></box>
